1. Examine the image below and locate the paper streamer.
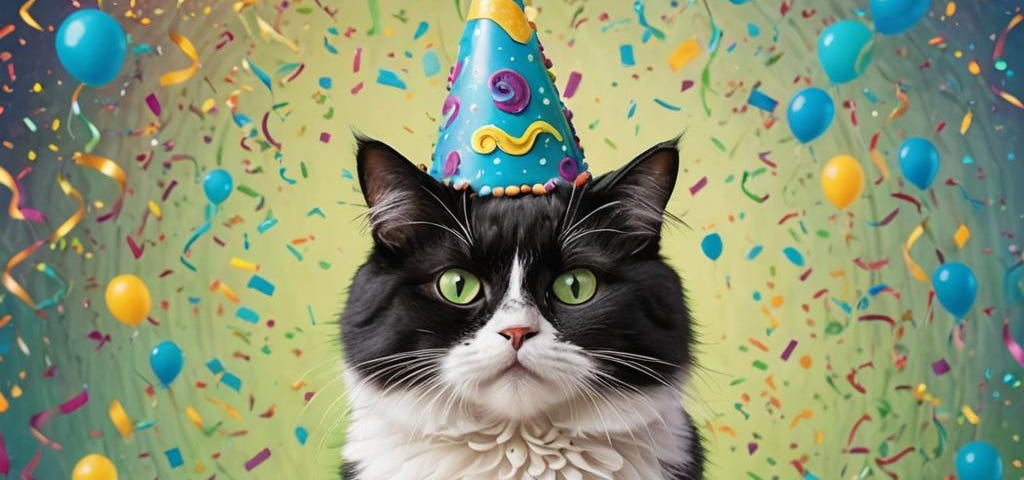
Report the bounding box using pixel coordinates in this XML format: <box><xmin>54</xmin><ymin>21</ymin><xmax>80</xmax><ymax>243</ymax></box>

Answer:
<box><xmin>159</xmin><ymin>32</ymin><xmax>200</xmax><ymax>86</ymax></box>
<box><xmin>19</xmin><ymin>0</ymin><xmax>42</xmax><ymax>31</ymax></box>
<box><xmin>902</xmin><ymin>222</ymin><xmax>928</xmax><ymax>283</ymax></box>
<box><xmin>0</xmin><ymin>166</ymin><xmax>44</xmax><ymax>222</ymax></box>
<box><xmin>1004</xmin><ymin>320</ymin><xmax>1024</xmax><ymax>367</ymax></box>
<box><xmin>33</xmin><ymin>263</ymin><xmax>68</xmax><ymax>310</ymax></box>
<box><xmin>180</xmin><ymin>203</ymin><xmax>217</xmax><ymax>271</ymax></box>
<box><xmin>74</xmin><ymin>154</ymin><xmax>127</xmax><ymax>222</ymax></box>
<box><xmin>69</xmin><ymin>84</ymin><xmax>102</xmax><ymax>153</ymax></box>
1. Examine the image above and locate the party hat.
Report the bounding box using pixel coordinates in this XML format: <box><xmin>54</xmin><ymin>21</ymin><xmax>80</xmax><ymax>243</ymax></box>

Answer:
<box><xmin>428</xmin><ymin>0</ymin><xmax>587</xmax><ymax>197</ymax></box>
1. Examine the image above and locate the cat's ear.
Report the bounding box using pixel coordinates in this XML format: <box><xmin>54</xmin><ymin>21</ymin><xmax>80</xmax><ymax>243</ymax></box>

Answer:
<box><xmin>356</xmin><ymin>136</ymin><xmax>445</xmax><ymax>247</ymax></box>
<box><xmin>591</xmin><ymin>138</ymin><xmax>679</xmax><ymax>235</ymax></box>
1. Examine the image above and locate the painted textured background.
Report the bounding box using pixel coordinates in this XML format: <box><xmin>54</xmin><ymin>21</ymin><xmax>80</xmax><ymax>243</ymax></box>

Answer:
<box><xmin>0</xmin><ymin>0</ymin><xmax>1022</xmax><ymax>478</ymax></box>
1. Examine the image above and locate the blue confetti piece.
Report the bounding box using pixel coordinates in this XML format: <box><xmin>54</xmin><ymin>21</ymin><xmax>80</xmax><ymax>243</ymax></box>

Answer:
<box><xmin>747</xmin><ymin>88</ymin><xmax>778</xmax><ymax>112</ymax></box>
<box><xmin>232</xmin><ymin>112</ymin><xmax>252</xmax><ymax>128</ymax></box>
<box><xmin>376</xmin><ymin>69</ymin><xmax>407</xmax><ymax>90</ymax></box>
<box><xmin>653</xmin><ymin>98</ymin><xmax>681</xmax><ymax>111</ymax></box>
<box><xmin>327</xmin><ymin>26</ymin><xmax>339</xmax><ymax>36</ymax></box>
<box><xmin>413</xmin><ymin>21</ymin><xmax>429</xmax><ymax>39</ymax></box>
<box><xmin>341</xmin><ymin>169</ymin><xmax>354</xmax><ymax>179</ymax></box>
<box><xmin>222</xmin><ymin>372</ymin><xmax>242</xmax><ymax>392</ymax></box>
<box><xmin>248</xmin><ymin>58</ymin><xmax>273</xmax><ymax>92</ymax></box>
<box><xmin>862</xmin><ymin>88</ymin><xmax>879</xmax><ymax>103</ymax></box>
<box><xmin>423</xmin><ymin>51</ymin><xmax>441</xmax><ymax>77</ymax></box>
<box><xmin>831</xmin><ymin>298</ymin><xmax>853</xmax><ymax>314</ymax></box>
<box><xmin>307</xmin><ymin>304</ymin><xmax>316</xmax><ymax>325</ymax></box>
<box><xmin>165</xmin><ymin>448</ymin><xmax>183</xmax><ymax>468</ymax></box>
<box><xmin>868</xmin><ymin>283</ymin><xmax>889</xmax><ymax>296</ymax></box>
<box><xmin>236</xmin><ymin>306</ymin><xmax>259</xmax><ymax>323</ymax></box>
<box><xmin>782</xmin><ymin>247</ymin><xmax>805</xmax><ymax>266</ymax></box>
<box><xmin>132</xmin><ymin>44</ymin><xmax>154</xmax><ymax>55</ymax></box>
<box><xmin>136</xmin><ymin>420</ymin><xmax>157</xmax><ymax>431</ymax></box>
<box><xmin>619</xmin><ymin>44</ymin><xmax>635</xmax><ymax>66</ymax></box>
<box><xmin>323</xmin><ymin>37</ymin><xmax>338</xmax><ymax>54</ymax></box>
<box><xmin>746</xmin><ymin>245</ymin><xmax>763</xmax><ymax>260</ymax></box>
<box><xmin>206</xmin><ymin>358</ymin><xmax>225</xmax><ymax>374</ymax></box>
<box><xmin>295</xmin><ymin>426</ymin><xmax>309</xmax><ymax>445</ymax></box>
<box><xmin>188</xmin><ymin>296</ymin><xmax>201</xmax><ymax>304</ymax></box>
<box><xmin>747</xmin><ymin>22</ymin><xmax>760</xmax><ymax>37</ymax></box>
<box><xmin>627</xmin><ymin>100</ymin><xmax>638</xmax><ymax>119</ymax></box>
<box><xmin>307</xmin><ymin>207</ymin><xmax>325</xmax><ymax>218</ymax></box>
<box><xmin>247</xmin><ymin>275</ymin><xmax>276</xmax><ymax>296</ymax></box>
<box><xmin>286</xmin><ymin>244</ymin><xmax>303</xmax><ymax>261</ymax></box>
<box><xmin>319</xmin><ymin>77</ymin><xmax>332</xmax><ymax>89</ymax></box>
<box><xmin>257</xmin><ymin>218</ymin><xmax>278</xmax><ymax>234</ymax></box>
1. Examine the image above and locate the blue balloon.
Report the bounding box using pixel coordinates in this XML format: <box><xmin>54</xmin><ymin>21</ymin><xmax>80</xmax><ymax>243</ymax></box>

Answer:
<box><xmin>787</xmin><ymin>87</ymin><xmax>835</xmax><ymax>143</ymax></box>
<box><xmin>203</xmin><ymin>169</ymin><xmax>234</xmax><ymax>205</ymax></box>
<box><xmin>898</xmin><ymin>137</ymin><xmax>940</xmax><ymax>189</ymax></box>
<box><xmin>932</xmin><ymin>262</ymin><xmax>978</xmax><ymax>319</ymax></box>
<box><xmin>870</xmin><ymin>0</ymin><xmax>930</xmax><ymax>35</ymax></box>
<box><xmin>701</xmin><ymin>233</ymin><xmax>723</xmax><ymax>261</ymax></box>
<box><xmin>956</xmin><ymin>441</ymin><xmax>1003</xmax><ymax>480</ymax></box>
<box><xmin>150</xmin><ymin>340</ymin><xmax>184</xmax><ymax>387</ymax></box>
<box><xmin>55</xmin><ymin>9</ymin><xmax>127</xmax><ymax>87</ymax></box>
<box><xmin>817</xmin><ymin>20</ymin><xmax>875</xmax><ymax>84</ymax></box>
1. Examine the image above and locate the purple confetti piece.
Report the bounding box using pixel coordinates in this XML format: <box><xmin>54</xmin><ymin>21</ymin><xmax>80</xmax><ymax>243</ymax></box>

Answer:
<box><xmin>931</xmin><ymin>358</ymin><xmax>951</xmax><ymax>376</ymax></box>
<box><xmin>245</xmin><ymin>448</ymin><xmax>271</xmax><ymax>471</ymax></box>
<box><xmin>780</xmin><ymin>339</ymin><xmax>798</xmax><ymax>361</ymax></box>
<box><xmin>563</xmin><ymin>71</ymin><xmax>582</xmax><ymax>99</ymax></box>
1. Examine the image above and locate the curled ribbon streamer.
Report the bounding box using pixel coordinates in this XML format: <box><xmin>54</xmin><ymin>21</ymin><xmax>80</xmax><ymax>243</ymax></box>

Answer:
<box><xmin>2</xmin><ymin>174</ymin><xmax>85</xmax><ymax>311</ymax></box>
<box><xmin>0</xmin><ymin>166</ymin><xmax>44</xmax><ymax>222</ymax></box>
<box><xmin>256</xmin><ymin>16</ymin><xmax>299</xmax><ymax>52</ymax></box>
<box><xmin>33</xmin><ymin>263</ymin><xmax>68</xmax><ymax>310</ymax></box>
<box><xmin>471</xmin><ymin>120</ymin><xmax>562</xmax><ymax>156</ymax></box>
<box><xmin>902</xmin><ymin>222</ymin><xmax>928</xmax><ymax>283</ymax></box>
<box><xmin>180</xmin><ymin>204</ymin><xmax>217</xmax><ymax>272</ymax></box>
<box><xmin>19</xmin><ymin>0</ymin><xmax>42</xmax><ymax>31</ymax></box>
<box><xmin>68</xmin><ymin>84</ymin><xmax>102</xmax><ymax>153</ymax></box>
<box><xmin>74</xmin><ymin>154</ymin><xmax>127</xmax><ymax>222</ymax></box>
<box><xmin>159</xmin><ymin>32</ymin><xmax>200</xmax><ymax>87</ymax></box>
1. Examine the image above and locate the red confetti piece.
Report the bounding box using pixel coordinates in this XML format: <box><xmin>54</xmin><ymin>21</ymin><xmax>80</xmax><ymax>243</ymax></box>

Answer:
<box><xmin>244</xmin><ymin>448</ymin><xmax>271</xmax><ymax>471</ymax></box>
<box><xmin>875</xmin><ymin>446</ymin><xmax>916</xmax><ymax>479</ymax></box>
<box><xmin>261</xmin><ymin>112</ymin><xmax>282</xmax><ymax>150</ymax></box>
<box><xmin>777</xmin><ymin>212</ymin><xmax>799</xmax><ymax>225</ymax></box>
<box><xmin>758</xmin><ymin>151</ymin><xmax>777</xmax><ymax>168</ymax></box>
<box><xmin>21</xmin><ymin>448</ymin><xmax>41</xmax><ymax>479</ymax></box>
<box><xmin>891</xmin><ymin>192</ymin><xmax>922</xmax><ymax>213</ymax></box>
<box><xmin>859</xmin><ymin>314</ymin><xmax>895</xmax><ymax>326</ymax></box>
<box><xmin>846</xmin><ymin>413</ymin><xmax>872</xmax><ymax>448</ymax></box>
<box><xmin>853</xmin><ymin>257</ymin><xmax>889</xmax><ymax>271</ymax></box>
<box><xmin>866</xmin><ymin>207</ymin><xmax>899</xmax><ymax>227</ymax></box>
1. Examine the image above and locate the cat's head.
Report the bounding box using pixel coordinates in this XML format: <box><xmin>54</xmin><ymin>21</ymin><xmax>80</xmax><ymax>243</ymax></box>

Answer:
<box><xmin>341</xmin><ymin>136</ymin><xmax>694</xmax><ymax>421</ymax></box>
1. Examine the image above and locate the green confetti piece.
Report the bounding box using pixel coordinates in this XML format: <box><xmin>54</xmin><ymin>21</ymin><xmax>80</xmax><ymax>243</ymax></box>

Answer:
<box><xmin>711</xmin><ymin>137</ymin><xmax>726</xmax><ymax>152</ymax></box>
<box><xmin>237</xmin><ymin>185</ymin><xmax>260</xmax><ymax>197</ymax></box>
<box><xmin>752</xmin><ymin>360</ymin><xmax>768</xmax><ymax>370</ymax></box>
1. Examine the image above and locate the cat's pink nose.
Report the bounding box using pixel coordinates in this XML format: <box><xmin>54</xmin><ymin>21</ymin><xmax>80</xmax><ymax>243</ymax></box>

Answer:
<box><xmin>498</xmin><ymin>327</ymin><xmax>537</xmax><ymax>351</ymax></box>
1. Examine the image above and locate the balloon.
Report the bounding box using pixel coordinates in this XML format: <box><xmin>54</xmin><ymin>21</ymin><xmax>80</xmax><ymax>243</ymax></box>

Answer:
<box><xmin>72</xmin><ymin>453</ymin><xmax>118</xmax><ymax>480</ymax></box>
<box><xmin>787</xmin><ymin>87</ymin><xmax>835</xmax><ymax>143</ymax></box>
<box><xmin>701</xmin><ymin>233</ymin><xmax>723</xmax><ymax>261</ymax></box>
<box><xmin>55</xmin><ymin>9</ymin><xmax>127</xmax><ymax>87</ymax></box>
<box><xmin>104</xmin><ymin>275</ymin><xmax>151</xmax><ymax>326</ymax></box>
<box><xmin>150</xmin><ymin>340</ymin><xmax>185</xmax><ymax>387</ymax></box>
<box><xmin>955</xmin><ymin>441</ymin><xmax>1003</xmax><ymax>480</ymax></box>
<box><xmin>203</xmin><ymin>169</ymin><xmax>234</xmax><ymax>205</ymax></box>
<box><xmin>870</xmin><ymin>0</ymin><xmax>930</xmax><ymax>35</ymax></box>
<box><xmin>897</xmin><ymin>137</ymin><xmax>940</xmax><ymax>190</ymax></box>
<box><xmin>817</xmin><ymin>20</ymin><xmax>875</xmax><ymax>84</ymax></box>
<box><xmin>933</xmin><ymin>262</ymin><xmax>979</xmax><ymax>319</ymax></box>
<box><xmin>820</xmin><ymin>155</ymin><xmax>865</xmax><ymax>209</ymax></box>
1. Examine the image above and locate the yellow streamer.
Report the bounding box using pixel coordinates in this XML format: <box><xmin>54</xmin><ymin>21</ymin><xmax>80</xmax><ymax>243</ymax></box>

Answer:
<box><xmin>2</xmin><ymin>174</ymin><xmax>85</xmax><ymax>311</ymax></box>
<box><xmin>869</xmin><ymin>149</ymin><xmax>890</xmax><ymax>179</ymax></box>
<box><xmin>0</xmin><ymin>166</ymin><xmax>29</xmax><ymax>220</ymax></box>
<box><xmin>902</xmin><ymin>222</ymin><xmax>929</xmax><ymax>283</ymax></box>
<box><xmin>256</xmin><ymin>16</ymin><xmax>299</xmax><ymax>53</ymax></box>
<box><xmin>19</xmin><ymin>0</ymin><xmax>42</xmax><ymax>31</ymax></box>
<box><xmin>472</xmin><ymin>120</ymin><xmax>562</xmax><ymax>156</ymax></box>
<box><xmin>159</xmin><ymin>32</ymin><xmax>200</xmax><ymax>87</ymax></box>
<box><xmin>467</xmin><ymin>0</ymin><xmax>534</xmax><ymax>44</ymax></box>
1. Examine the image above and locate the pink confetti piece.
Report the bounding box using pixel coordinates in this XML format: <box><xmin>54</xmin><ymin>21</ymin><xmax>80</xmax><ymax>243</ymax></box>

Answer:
<box><xmin>563</xmin><ymin>71</ymin><xmax>582</xmax><ymax>99</ymax></box>
<box><xmin>58</xmin><ymin>389</ymin><xmax>89</xmax><ymax>414</ymax></box>
<box><xmin>0</xmin><ymin>433</ymin><xmax>9</xmax><ymax>474</ymax></box>
<box><xmin>244</xmin><ymin>447</ymin><xmax>271</xmax><ymax>471</ymax></box>
<box><xmin>689</xmin><ymin>176</ymin><xmax>707</xmax><ymax>195</ymax></box>
<box><xmin>780</xmin><ymin>339</ymin><xmax>797</xmax><ymax>361</ymax></box>
<box><xmin>21</xmin><ymin>448</ymin><xmax>41</xmax><ymax>479</ymax></box>
<box><xmin>931</xmin><ymin>358</ymin><xmax>950</xmax><ymax>376</ymax></box>
<box><xmin>1004</xmin><ymin>320</ymin><xmax>1024</xmax><ymax>367</ymax></box>
<box><xmin>145</xmin><ymin>93</ymin><xmax>161</xmax><ymax>116</ymax></box>
<box><xmin>353</xmin><ymin>47</ymin><xmax>362</xmax><ymax>73</ymax></box>
<box><xmin>351</xmin><ymin>81</ymin><xmax>364</xmax><ymax>95</ymax></box>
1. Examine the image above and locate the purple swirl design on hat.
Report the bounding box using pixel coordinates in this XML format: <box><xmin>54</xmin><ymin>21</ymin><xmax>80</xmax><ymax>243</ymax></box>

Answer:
<box><xmin>489</xmin><ymin>69</ymin><xmax>530</xmax><ymax>114</ymax></box>
<box><xmin>441</xmin><ymin>94</ymin><xmax>460</xmax><ymax>129</ymax></box>
<box><xmin>443</xmin><ymin>151</ymin><xmax>461</xmax><ymax>177</ymax></box>
<box><xmin>558</xmin><ymin>156</ymin><xmax>578</xmax><ymax>182</ymax></box>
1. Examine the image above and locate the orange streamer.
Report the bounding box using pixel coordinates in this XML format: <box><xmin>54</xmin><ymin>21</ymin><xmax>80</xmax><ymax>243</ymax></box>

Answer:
<box><xmin>74</xmin><ymin>153</ymin><xmax>127</xmax><ymax>222</ymax></box>
<box><xmin>159</xmin><ymin>32</ymin><xmax>200</xmax><ymax>87</ymax></box>
<box><xmin>902</xmin><ymin>222</ymin><xmax>929</xmax><ymax>283</ymax></box>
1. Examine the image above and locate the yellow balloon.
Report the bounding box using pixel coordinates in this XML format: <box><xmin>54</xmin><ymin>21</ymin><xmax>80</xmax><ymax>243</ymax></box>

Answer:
<box><xmin>104</xmin><ymin>274</ymin><xmax>151</xmax><ymax>326</ymax></box>
<box><xmin>821</xmin><ymin>154</ymin><xmax>865</xmax><ymax>209</ymax></box>
<box><xmin>72</xmin><ymin>454</ymin><xmax>118</xmax><ymax>480</ymax></box>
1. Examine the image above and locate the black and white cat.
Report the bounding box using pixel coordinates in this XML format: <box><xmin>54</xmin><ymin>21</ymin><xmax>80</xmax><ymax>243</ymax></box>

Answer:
<box><xmin>339</xmin><ymin>136</ymin><xmax>705</xmax><ymax>479</ymax></box>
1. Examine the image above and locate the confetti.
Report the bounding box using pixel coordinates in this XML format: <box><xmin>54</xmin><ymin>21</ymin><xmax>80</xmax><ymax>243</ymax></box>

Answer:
<box><xmin>377</xmin><ymin>69</ymin><xmax>407</xmax><ymax>90</ymax></box>
<box><xmin>746</xmin><ymin>88</ymin><xmax>778</xmax><ymax>112</ymax></box>
<box><xmin>902</xmin><ymin>222</ymin><xmax>929</xmax><ymax>283</ymax></box>
<box><xmin>563</xmin><ymin>71</ymin><xmax>582</xmax><ymax>99</ymax></box>
<box><xmin>668</xmin><ymin>38</ymin><xmax>702</xmax><ymax>72</ymax></box>
<box><xmin>244</xmin><ymin>447</ymin><xmax>271</xmax><ymax>471</ymax></box>
<box><xmin>18</xmin><ymin>0</ymin><xmax>41</xmax><ymax>32</ymax></box>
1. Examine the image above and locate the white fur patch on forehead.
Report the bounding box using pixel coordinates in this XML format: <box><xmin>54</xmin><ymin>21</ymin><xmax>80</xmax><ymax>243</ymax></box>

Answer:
<box><xmin>501</xmin><ymin>252</ymin><xmax>526</xmax><ymax>307</ymax></box>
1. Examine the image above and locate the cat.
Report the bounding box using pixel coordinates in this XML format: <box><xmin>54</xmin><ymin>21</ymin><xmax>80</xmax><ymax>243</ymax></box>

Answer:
<box><xmin>339</xmin><ymin>136</ymin><xmax>705</xmax><ymax>480</ymax></box>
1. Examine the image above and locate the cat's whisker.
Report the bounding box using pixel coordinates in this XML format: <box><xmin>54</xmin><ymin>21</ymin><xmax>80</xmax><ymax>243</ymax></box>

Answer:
<box><xmin>558</xmin><ymin>200</ymin><xmax>623</xmax><ymax>242</ymax></box>
<box><xmin>588</xmin><ymin>353</ymin><xmax>676</xmax><ymax>389</ymax></box>
<box><xmin>420</xmin><ymin>185</ymin><xmax>474</xmax><ymax>245</ymax></box>
<box><xmin>588</xmin><ymin>350</ymin><xmax>681</xmax><ymax>368</ymax></box>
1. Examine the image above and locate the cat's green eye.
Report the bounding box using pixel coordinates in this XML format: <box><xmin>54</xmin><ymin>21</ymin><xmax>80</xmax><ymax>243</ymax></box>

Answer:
<box><xmin>437</xmin><ymin>268</ymin><xmax>482</xmax><ymax>305</ymax></box>
<box><xmin>552</xmin><ymin>268</ymin><xmax>597</xmax><ymax>305</ymax></box>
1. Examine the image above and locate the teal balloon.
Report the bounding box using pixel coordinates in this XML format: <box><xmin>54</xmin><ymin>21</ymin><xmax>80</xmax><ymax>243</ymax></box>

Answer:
<box><xmin>203</xmin><ymin>169</ymin><xmax>234</xmax><ymax>205</ymax></box>
<box><xmin>1006</xmin><ymin>263</ymin><xmax>1024</xmax><ymax>305</ymax></box>
<box><xmin>55</xmin><ymin>9</ymin><xmax>127</xmax><ymax>86</ymax></box>
<box><xmin>817</xmin><ymin>20</ymin><xmax>875</xmax><ymax>84</ymax></box>
<box><xmin>898</xmin><ymin>137</ymin><xmax>940</xmax><ymax>189</ymax></box>
<box><xmin>150</xmin><ymin>340</ymin><xmax>184</xmax><ymax>387</ymax></box>
<box><xmin>932</xmin><ymin>262</ymin><xmax>978</xmax><ymax>319</ymax></box>
<box><xmin>870</xmin><ymin>0</ymin><xmax>930</xmax><ymax>35</ymax></box>
<box><xmin>956</xmin><ymin>441</ymin><xmax>1003</xmax><ymax>480</ymax></box>
<box><xmin>701</xmin><ymin>233</ymin><xmax>723</xmax><ymax>260</ymax></box>
<box><xmin>787</xmin><ymin>87</ymin><xmax>835</xmax><ymax>143</ymax></box>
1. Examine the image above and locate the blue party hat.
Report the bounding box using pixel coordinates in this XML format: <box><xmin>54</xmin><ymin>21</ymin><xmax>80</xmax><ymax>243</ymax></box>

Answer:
<box><xmin>429</xmin><ymin>0</ymin><xmax>587</xmax><ymax>197</ymax></box>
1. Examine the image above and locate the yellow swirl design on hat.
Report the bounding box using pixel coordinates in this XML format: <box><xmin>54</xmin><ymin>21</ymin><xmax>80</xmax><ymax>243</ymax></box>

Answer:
<box><xmin>471</xmin><ymin>120</ymin><xmax>563</xmax><ymax>156</ymax></box>
<box><xmin>467</xmin><ymin>0</ymin><xmax>534</xmax><ymax>44</ymax></box>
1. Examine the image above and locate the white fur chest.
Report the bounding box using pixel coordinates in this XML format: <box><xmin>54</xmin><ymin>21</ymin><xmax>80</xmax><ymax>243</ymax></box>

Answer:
<box><xmin>342</xmin><ymin>373</ymin><xmax>693</xmax><ymax>480</ymax></box>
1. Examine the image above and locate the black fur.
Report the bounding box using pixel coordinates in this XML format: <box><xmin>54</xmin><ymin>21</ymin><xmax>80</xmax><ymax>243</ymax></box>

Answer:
<box><xmin>340</xmin><ymin>136</ymin><xmax>703</xmax><ymax>479</ymax></box>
